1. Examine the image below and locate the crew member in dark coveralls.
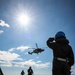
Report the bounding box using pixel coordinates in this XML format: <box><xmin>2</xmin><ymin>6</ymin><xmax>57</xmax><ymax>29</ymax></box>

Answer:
<box><xmin>27</xmin><ymin>67</ymin><xmax>33</xmax><ymax>75</ymax></box>
<box><xmin>21</xmin><ymin>70</ymin><xmax>25</xmax><ymax>75</ymax></box>
<box><xmin>46</xmin><ymin>31</ymin><xmax>74</xmax><ymax>75</ymax></box>
<box><xmin>0</xmin><ymin>68</ymin><xmax>3</xmax><ymax>75</ymax></box>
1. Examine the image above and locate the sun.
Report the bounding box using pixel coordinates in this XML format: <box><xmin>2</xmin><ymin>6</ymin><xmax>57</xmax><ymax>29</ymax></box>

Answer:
<box><xmin>14</xmin><ymin>7</ymin><xmax>35</xmax><ymax>31</ymax></box>
<box><xmin>15</xmin><ymin>11</ymin><xmax>34</xmax><ymax>31</ymax></box>
<box><xmin>17</xmin><ymin>13</ymin><xmax>31</xmax><ymax>25</ymax></box>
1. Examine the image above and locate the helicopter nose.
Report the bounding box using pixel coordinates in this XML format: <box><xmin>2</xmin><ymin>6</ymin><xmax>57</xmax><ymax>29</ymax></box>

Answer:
<box><xmin>42</xmin><ymin>49</ymin><xmax>44</xmax><ymax>51</ymax></box>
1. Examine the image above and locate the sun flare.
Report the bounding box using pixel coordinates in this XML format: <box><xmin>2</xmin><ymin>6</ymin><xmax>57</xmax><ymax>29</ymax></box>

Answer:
<box><xmin>17</xmin><ymin>13</ymin><xmax>31</xmax><ymax>25</ymax></box>
<box><xmin>15</xmin><ymin>7</ymin><xmax>35</xmax><ymax>31</ymax></box>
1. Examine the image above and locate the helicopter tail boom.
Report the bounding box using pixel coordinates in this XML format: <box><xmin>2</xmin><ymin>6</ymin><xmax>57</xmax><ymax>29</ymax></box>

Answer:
<box><xmin>28</xmin><ymin>52</ymin><xmax>32</xmax><ymax>55</ymax></box>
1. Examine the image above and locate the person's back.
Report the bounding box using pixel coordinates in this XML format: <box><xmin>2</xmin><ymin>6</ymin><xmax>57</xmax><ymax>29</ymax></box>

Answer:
<box><xmin>28</xmin><ymin>67</ymin><xmax>33</xmax><ymax>75</ymax></box>
<box><xmin>46</xmin><ymin>31</ymin><xmax>74</xmax><ymax>75</ymax></box>
<box><xmin>21</xmin><ymin>70</ymin><xmax>25</xmax><ymax>75</ymax></box>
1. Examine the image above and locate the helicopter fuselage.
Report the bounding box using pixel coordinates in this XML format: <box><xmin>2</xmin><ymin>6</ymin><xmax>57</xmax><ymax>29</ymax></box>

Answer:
<box><xmin>28</xmin><ymin>48</ymin><xmax>44</xmax><ymax>55</ymax></box>
<box><xmin>28</xmin><ymin>43</ymin><xmax>45</xmax><ymax>55</ymax></box>
<box><xmin>33</xmin><ymin>48</ymin><xmax>44</xmax><ymax>53</ymax></box>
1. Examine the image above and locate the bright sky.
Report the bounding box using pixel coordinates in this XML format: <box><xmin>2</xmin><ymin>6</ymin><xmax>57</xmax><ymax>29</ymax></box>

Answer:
<box><xmin>0</xmin><ymin>0</ymin><xmax>75</xmax><ymax>75</ymax></box>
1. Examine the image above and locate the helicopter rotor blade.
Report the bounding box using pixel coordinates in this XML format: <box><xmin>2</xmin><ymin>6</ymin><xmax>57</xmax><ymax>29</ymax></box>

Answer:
<box><xmin>43</xmin><ymin>47</ymin><xmax>48</xmax><ymax>49</ymax></box>
<box><xmin>36</xmin><ymin>43</ymin><xmax>38</xmax><ymax>48</ymax></box>
<box><xmin>28</xmin><ymin>48</ymin><xmax>35</xmax><ymax>50</ymax></box>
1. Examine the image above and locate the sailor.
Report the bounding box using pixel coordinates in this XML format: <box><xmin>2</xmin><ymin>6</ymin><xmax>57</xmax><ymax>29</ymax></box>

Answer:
<box><xmin>21</xmin><ymin>70</ymin><xmax>25</xmax><ymax>75</ymax></box>
<box><xmin>27</xmin><ymin>67</ymin><xmax>33</xmax><ymax>75</ymax></box>
<box><xmin>46</xmin><ymin>31</ymin><xmax>74</xmax><ymax>75</ymax></box>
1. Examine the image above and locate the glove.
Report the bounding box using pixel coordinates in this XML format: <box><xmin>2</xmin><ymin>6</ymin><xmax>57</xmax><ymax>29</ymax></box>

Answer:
<box><xmin>48</xmin><ymin>37</ymin><xmax>54</xmax><ymax>41</ymax></box>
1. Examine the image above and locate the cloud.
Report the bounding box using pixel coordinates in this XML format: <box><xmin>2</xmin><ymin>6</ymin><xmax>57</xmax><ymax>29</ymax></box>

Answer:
<box><xmin>0</xmin><ymin>46</ymin><xmax>51</xmax><ymax>68</ymax></box>
<box><xmin>20</xmin><ymin>59</ymin><xmax>50</xmax><ymax>68</ymax></box>
<box><xmin>0</xmin><ymin>30</ymin><xmax>4</xmax><ymax>34</ymax></box>
<box><xmin>8</xmin><ymin>45</ymin><xmax>30</xmax><ymax>52</ymax></box>
<box><xmin>36</xmin><ymin>61</ymin><xmax>42</xmax><ymax>63</ymax></box>
<box><xmin>0</xmin><ymin>59</ymin><xmax>50</xmax><ymax>68</ymax></box>
<box><xmin>0</xmin><ymin>51</ymin><xmax>22</xmax><ymax>61</ymax></box>
<box><xmin>0</xmin><ymin>61</ymin><xmax>13</xmax><ymax>67</ymax></box>
<box><xmin>36</xmin><ymin>57</ymin><xmax>39</xmax><ymax>58</ymax></box>
<box><xmin>8</xmin><ymin>48</ymin><xmax>15</xmax><ymax>52</ymax></box>
<box><xmin>71</xmin><ymin>66</ymin><xmax>75</xmax><ymax>74</ymax></box>
<box><xmin>0</xmin><ymin>20</ymin><xmax>10</xmax><ymax>27</ymax></box>
<box><xmin>16</xmin><ymin>46</ymin><xmax>30</xmax><ymax>52</ymax></box>
<box><xmin>0</xmin><ymin>20</ymin><xmax>10</xmax><ymax>34</ymax></box>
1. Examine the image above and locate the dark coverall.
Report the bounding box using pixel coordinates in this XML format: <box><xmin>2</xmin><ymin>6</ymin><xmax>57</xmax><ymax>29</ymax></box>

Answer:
<box><xmin>28</xmin><ymin>67</ymin><xmax>33</xmax><ymax>75</ymax></box>
<box><xmin>0</xmin><ymin>68</ymin><xmax>3</xmax><ymax>75</ymax></box>
<box><xmin>46</xmin><ymin>37</ymin><xmax>74</xmax><ymax>75</ymax></box>
<box><xmin>21</xmin><ymin>70</ymin><xmax>25</xmax><ymax>75</ymax></box>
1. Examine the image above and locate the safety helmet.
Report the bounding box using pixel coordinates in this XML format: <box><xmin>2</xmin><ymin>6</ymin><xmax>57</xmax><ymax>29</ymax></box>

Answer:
<box><xmin>55</xmin><ymin>31</ymin><xmax>66</xmax><ymax>39</ymax></box>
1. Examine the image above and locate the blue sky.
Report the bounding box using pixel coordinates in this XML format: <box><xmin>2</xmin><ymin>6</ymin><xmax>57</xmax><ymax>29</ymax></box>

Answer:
<box><xmin>0</xmin><ymin>0</ymin><xmax>75</xmax><ymax>75</ymax></box>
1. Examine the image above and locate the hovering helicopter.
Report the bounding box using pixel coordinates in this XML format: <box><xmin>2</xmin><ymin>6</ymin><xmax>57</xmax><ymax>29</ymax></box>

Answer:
<box><xmin>28</xmin><ymin>43</ymin><xmax>46</xmax><ymax>55</ymax></box>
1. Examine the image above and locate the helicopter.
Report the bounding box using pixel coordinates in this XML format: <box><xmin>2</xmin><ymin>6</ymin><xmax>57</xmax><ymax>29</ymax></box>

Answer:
<box><xmin>28</xmin><ymin>43</ymin><xmax>46</xmax><ymax>55</ymax></box>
